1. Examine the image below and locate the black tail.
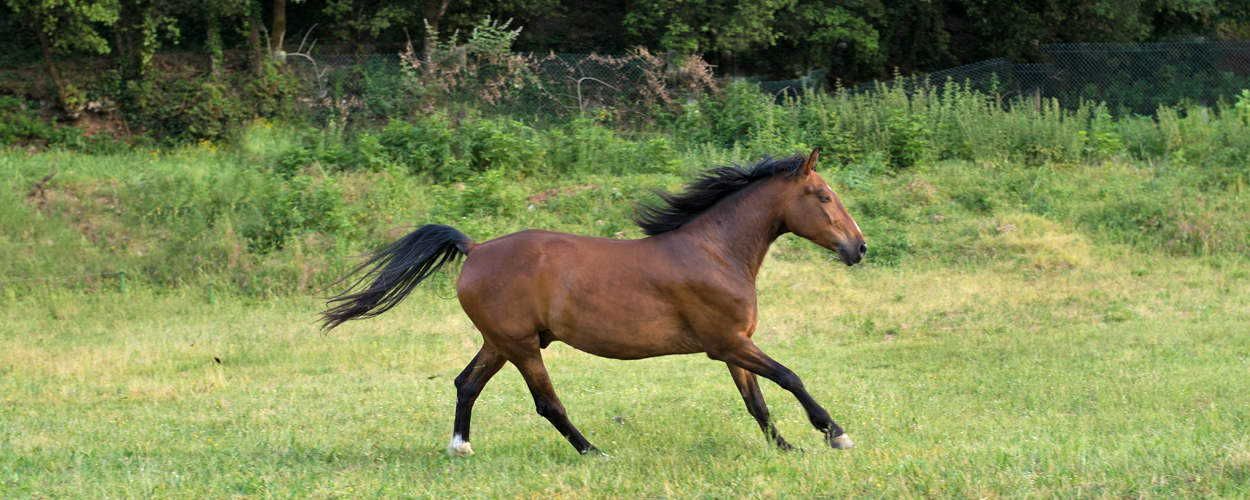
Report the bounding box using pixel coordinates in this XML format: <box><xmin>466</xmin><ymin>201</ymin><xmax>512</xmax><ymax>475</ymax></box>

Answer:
<box><xmin>321</xmin><ymin>224</ymin><xmax>473</xmax><ymax>331</ymax></box>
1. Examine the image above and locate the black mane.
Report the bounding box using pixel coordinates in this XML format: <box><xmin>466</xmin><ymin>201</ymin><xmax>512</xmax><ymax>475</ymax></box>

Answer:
<box><xmin>633</xmin><ymin>155</ymin><xmax>805</xmax><ymax>236</ymax></box>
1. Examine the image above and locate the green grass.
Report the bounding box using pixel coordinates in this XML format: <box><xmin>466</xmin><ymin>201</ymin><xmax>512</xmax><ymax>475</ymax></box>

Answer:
<box><xmin>3</xmin><ymin>98</ymin><xmax>1250</xmax><ymax>496</ymax></box>
<box><xmin>3</xmin><ymin>247</ymin><xmax>1249</xmax><ymax>498</ymax></box>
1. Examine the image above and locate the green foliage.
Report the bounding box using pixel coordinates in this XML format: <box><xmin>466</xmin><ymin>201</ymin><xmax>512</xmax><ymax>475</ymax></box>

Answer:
<box><xmin>624</xmin><ymin>0</ymin><xmax>794</xmax><ymax>54</ymax></box>
<box><xmin>242</xmin><ymin>174</ymin><xmax>352</xmax><ymax>253</ymax></box>
<box><xmin>0</xmin><ymin>96</ymin><xmax>69</xmax><ymax>145</ymax></box>
<box><xmin>120</xmin><ymin>64</ymin><xmax>303</xmax><ymax>143</ymax></box>
<box><xmin>4</xmin><ymin>0</ymin><xmax>119</xmax><ymax>55</ymax></box>
<box><xmin>884</xmin><ymin>105</ymin><xmax>932</xmax><ymax>169</ymax></box>
<box><xmin>278</xmin><ymin>114</ymin><xmax>684</xmax><ymax>183</ymax></box>
<box><xmin>111</xmin><ymin>0</ymin><xmax>180</xmax><ymax>81</ymax></box>
<box><xmin>0</xmin><ymin>96</ymin><xmax>129</xmax><ymax>152</ymax></box>
<box><xmin>374</xmin><ymin>115</ymin><xmax>459</xmax><ymax>178</ymax></box>
<box><xmin>401</xmin><ymin>16</ymin><xmax>539</xmax><ymax>110</ymax></box>
<box><xmin>321</xmin><ymin>0</ymin><xmax>415</xmax><ymax>43</ymax></box>
<box><xmin>5</xmin><ymin>82</ymin><xmax>1250</xmax><ymax>296</ymax></box>
<box><xmin>121</xmin><ymin>77</ymin><xmax>237</xmax><ymax>142</ymax></box>
<box><xmin>1236</xmin><ymin>89</ymin><xmax>1250</xmax><ymax>125</ymax></box>
<box><xmin>547</xmin><ymin>118</ymin><xmax>683</xmax><ymax>175</ymax></box>
<box><xmin>675</xmin><ymin>80</ymin><xmax>776</xmax><ymax>148</ymax></box>
<box><xmin>458</xmin><ymin>117</ymin><xmax>544</xmax><ymax>177</ymax></box>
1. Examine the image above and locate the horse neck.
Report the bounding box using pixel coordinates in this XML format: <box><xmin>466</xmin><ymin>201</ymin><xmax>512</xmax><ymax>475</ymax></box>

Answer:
<box><xmin>674</xmin><ymin>179</ymin><xmax>787</xmax><ymax>281</ymax></box>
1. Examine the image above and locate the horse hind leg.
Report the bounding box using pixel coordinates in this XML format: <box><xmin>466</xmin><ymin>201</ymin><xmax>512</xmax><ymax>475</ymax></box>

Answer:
<box><xmin>727</xmin><ymin>364</ymin><xmax>793</xmax><ymax>450</ymax></box>
<box><xmin>448</xmin><ymin>346</ymin><xmax>506</xmax><ymax>457</ymax></box>
<box><xmin>508</xmin><ymin>348</ymin><xmax>600</xmax><ymax>455</ymax></box>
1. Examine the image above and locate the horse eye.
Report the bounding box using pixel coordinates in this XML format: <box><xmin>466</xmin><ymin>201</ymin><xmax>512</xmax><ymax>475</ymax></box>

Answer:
<box><xmin>816</xmin><ymin>194</ymin><xmax>832</xmax><ymax>203</ymax></box>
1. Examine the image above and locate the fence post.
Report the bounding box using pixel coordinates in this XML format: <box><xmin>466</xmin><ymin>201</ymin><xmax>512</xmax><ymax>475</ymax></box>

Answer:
<box><xmin>117</xmin><ymin>267</ymin><xmax>127</xmax><ymax>295</ymax></box>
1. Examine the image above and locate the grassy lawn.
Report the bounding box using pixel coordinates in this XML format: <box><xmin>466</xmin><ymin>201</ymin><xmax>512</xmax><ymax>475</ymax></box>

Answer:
<box><xmin>3</xmin><ymin>247</ymin><xmax>1248</xmax><ymax>498</ymax></box>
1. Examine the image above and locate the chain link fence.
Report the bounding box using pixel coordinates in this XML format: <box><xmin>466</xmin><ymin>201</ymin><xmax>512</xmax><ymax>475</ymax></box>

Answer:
<box><xmin>5</xmin><ymin>33</ymin><xmax>1248</xmax><ymax>120</ymax></box>
<box><xmin>298</xmin><ymin>41</ymin><xmax>1250</xmax><ymax>121</ymax></box>
<box><xmin>291</xmin><ymin>50</ymin><xmax>691</xmax><ymax>123</ymax></box>
<box><xmin>865</xmin><ymin>41</ymin><xmax>1250</xmax><ymax>114</ymax></box>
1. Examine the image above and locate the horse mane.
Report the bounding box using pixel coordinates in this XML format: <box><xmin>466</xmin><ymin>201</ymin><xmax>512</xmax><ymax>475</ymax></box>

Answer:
<box><xmin>633</xmin><ymin>154</ymin><xmax>805</xmax><ymax>236</ymax></box>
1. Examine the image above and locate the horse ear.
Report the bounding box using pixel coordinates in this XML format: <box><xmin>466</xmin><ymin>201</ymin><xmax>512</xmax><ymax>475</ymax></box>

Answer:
<box><xmin>799</xmin><ymin>148</ymin><xmax>820</xmax><ymax>176</ymax></box>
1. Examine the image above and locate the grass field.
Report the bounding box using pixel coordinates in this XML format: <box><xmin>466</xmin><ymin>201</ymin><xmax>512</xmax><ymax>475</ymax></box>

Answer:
<box><xmin>3</xmin><ymin>243</ymin><xmax>1249</xmax><ymax>498</ymax></box>
<box><xmin>3</xmin><ymin>99</ymin><xmax>1250</xmax><ymax>497</ymax></box>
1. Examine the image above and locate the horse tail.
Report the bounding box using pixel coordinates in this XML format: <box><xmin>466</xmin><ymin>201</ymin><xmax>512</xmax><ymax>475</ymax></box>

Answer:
<box><xmin>321</xmin><ymin>224</ymin><xmax>474</xmax><ymax>331</ymax></box>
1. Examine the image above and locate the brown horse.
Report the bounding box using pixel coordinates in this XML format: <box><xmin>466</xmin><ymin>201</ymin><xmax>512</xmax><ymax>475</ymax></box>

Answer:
<box><xmin>321</xmin><ymin>149</ymin><xmax>866</xmax><ymax>456</ymax></box>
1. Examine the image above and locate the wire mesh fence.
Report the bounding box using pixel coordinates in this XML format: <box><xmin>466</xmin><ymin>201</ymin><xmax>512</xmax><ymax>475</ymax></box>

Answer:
<box><xmin>295</xmin><ymin>41</ymin><xmax>1250</xmax><ymax>122</ymax></box>
<box><xmin>290</xmin><ymin>50</ymin><xmax>696</xmax><ymax>123</ymax></box>
<box><xmin>863</xmin><ymin>40</ymin><xmax>1250</xmax><ymax>114</ymax></box>
<box><xmin>5</xmin><ymin>36</ymin><xmax>1247</xmax><ymax>121</ymax></box>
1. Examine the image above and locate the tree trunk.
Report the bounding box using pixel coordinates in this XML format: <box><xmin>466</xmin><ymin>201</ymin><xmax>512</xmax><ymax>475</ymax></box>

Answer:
<box><xmin>422</xmin><ymin>0</ymin><xmax>452</xmax><ymax>53</ymax></box>
<box><xmin>34</xmin><ymin>27</ymin><xmax>70</xmax><ymax>112</ymax></box>
<box><xmin>272</xmin><ymin>0</ymin><xmax>286</xmax><ymax>55</ymax></box>
<box><xmin>246</xmin><ymin>0</ymin><xmax>263</xmax><ymax>73</ymax></box>
<box><xmin>207</xmin><ymin>12</ymin><xmax>223</xmax><ymax>78</ymax></box>
<box><xmin>115</xmin><ymin>2</ymin><xmax>147</xmax><ymax>82</ymax></box>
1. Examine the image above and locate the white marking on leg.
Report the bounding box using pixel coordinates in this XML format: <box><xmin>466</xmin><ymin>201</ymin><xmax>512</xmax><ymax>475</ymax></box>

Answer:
<box><xmin>446</xmin><ymin>433</ymin><xmax>474</xmax><ymax>457</ymax></box>
<box><xmin>831</xmin><ymin>433</ymin><xmax>854</xmax><ymax>449</ymax></box>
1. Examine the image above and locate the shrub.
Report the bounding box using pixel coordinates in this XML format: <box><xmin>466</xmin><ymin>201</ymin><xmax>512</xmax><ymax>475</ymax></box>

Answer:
<box><xmin>885</xmin><ymin>105</ymin><xmax>933</xmax><ymax>169</ymax></box>
<box><xmin>242</xmin><ymin>174</ymin><xmax>352</xmax><ymax>253</ymax></box>
<box><xmin>0</xmin><ymin>96</ymin><xmax>82</xmax><ymax>146</ymax></box>
<box><xmin>676</xmin><ymin>80</ymin><xmax>774</xmax><ymax>148</ymax></box>
<box><xmin>459</xmin><ymin>117</ymin><xmax>544</xmax><ymax>177</ymax></box>
<box><xmin>547</xmin><ymin>118</ymin><xmax>682</xmax><ymax>176</ymax></box>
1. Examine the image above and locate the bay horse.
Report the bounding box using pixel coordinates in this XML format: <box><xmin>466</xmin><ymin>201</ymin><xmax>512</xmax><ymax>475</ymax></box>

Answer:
<box><xmin>321</xmin><ymin>149</ymin><xmax>866</xmax><ymax>456</ymax></box>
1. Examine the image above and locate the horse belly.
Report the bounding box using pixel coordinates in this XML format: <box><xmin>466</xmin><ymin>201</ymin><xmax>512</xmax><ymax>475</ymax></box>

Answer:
<box><xmin>544</xmin><ymin>276</ymin><xmax>700</xmax><ymax>359</ymax></box>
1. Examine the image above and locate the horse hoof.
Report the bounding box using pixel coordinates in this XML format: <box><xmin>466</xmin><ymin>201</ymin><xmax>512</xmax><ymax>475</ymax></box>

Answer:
<box><xmin>829</xmin><ymin>433</ymin><xmax>854</xmax><ymax>450</ymax></box>
<box><xmin>446</xmin><ymin>435</ymin><xmax>474</xmax><ymax>457</ymax></box>
<box><xmin>582</xmin><ymin>447</ymin><xmax>611</xmax><ymax>459</ymax></box>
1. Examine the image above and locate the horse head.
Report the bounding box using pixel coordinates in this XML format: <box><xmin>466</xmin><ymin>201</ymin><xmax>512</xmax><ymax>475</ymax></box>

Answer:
<box><xmin>779</xmin><ymin>149</ymin><xmax>867</xmax><ymax>266</ymax></box>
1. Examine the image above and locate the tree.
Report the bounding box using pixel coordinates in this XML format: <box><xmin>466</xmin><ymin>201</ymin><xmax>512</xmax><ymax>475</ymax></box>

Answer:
<box><xmin>624</xmin><ymin>0</ymin><xmax>883</xmax><ymax>81</ymax></box>
<box><xmin>322</xmin><ymin>0</ymin><xmax>419</xmax><ymax>52</ymax></box>
<box><xmin>198</xmin><ymin>0</ymin><xmax>249</xmax><ymax>77</ymax></box>
<box><xmin>4</xmin><ymin>0</ymin><xmax>119</xmax><ymax>113</ymax></box>
<box><xmin>624</xmin><ymin>0</ymin><xmax>795</xmax><ymax>55</ymax></box>
<box><xmin>112</xmin><ymin>0</ymin><xmax>178</xmax><ymax>82</ymax></box>
<box><xmin>272</xmin><ymin>0</ymin><xmax>286</xmax><ymax>53</ymax></box>
<box><xmin>779</xmin><ymin>3</ymin><xmax>883</xmax><ymax>82</ymax></box>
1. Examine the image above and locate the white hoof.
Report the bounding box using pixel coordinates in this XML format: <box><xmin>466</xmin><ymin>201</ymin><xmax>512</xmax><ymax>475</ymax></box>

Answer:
<box><xmin>446</xmin><ymin>434</ymin><xmax>474</xmax><ymax>457</ymax></box>
<box><xmin>830</xmin><ymin>433</ymin><xmax>854</xmax><ymax>449</ymax></box>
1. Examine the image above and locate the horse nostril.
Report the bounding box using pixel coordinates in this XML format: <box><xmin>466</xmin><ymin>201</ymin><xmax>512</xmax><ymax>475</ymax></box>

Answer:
<box><xmin>858</xmin><ymin>242</ymin><xmax>867</xmax><ymax>257</ymax></box>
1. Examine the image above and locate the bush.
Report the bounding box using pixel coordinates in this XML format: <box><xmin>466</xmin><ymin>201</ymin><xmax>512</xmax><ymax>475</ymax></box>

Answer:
<box><xmin>242</xmin><ymin>174</ymin><xmax>352</xmax><ymax>253</ymax></box>
<box><xmin>547</xmin><ymin>118</ymin><xmax>682</xmax><ymax>176</ymax></box>
<box><xmin>0</xmin><ymin>96</ymin><xmax>81</xmax><ymax>146</ymax></box>
<box><xmin>377</xmin><ymin>115</ymin><xmax>460</xmax><ymax>178</ymax></box>
<box><xmin>675</xmin><ymin>80</ymin><xmax>774</xmax><ymax>148</ymax></box>
<box><xmin>459</xmin><ymin>117</ymin><xmax>544</xmax><ymax>177</ymax></box>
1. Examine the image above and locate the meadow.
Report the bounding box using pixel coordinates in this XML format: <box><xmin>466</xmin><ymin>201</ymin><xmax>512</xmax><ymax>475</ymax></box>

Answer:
<box><xmin>3</xmin><ymin>238</ymin><xmax>1249</xmax><ymax>498</ymax></box>
<box><xmin>2</xmin><ymin>86</ymin><xmax>1250</xmax><ymax>498</ymax></box>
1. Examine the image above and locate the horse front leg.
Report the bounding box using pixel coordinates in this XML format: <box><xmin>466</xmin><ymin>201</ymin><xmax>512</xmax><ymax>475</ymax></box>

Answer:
<box><xmin>727</xmin><ymin>364</ymin><xmax>793</xmax><ymax>450</ymax></box>
<box><xmin>714</xmin><ymin>340</ymin><xmax>853</xmax><ymax>450</ymax></box>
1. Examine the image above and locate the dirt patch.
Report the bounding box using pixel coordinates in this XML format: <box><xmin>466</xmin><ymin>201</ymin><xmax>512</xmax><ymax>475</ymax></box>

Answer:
<box><xmin>902</xmin><ymin>180</ymin><xmax>939</xmax><ymax>205</ymax></box>
<box><xmin>71</xmin><ymin>111</ymin><xmax>130</xmax><ymax>138</ymax></box>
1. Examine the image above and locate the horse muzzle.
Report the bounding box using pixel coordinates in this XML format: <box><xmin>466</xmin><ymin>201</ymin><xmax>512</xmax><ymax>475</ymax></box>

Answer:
<box><xmin>837</xmin><ymin>240</ymin><xmax>866</xmax><ymax>266</ymax></box>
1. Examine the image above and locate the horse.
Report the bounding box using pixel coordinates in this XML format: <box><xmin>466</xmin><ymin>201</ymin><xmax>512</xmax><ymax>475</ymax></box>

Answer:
<box><xmin>321</xmin><ymin>149</ymin><xmax>867</xmax><ymax>456</ymax></box>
